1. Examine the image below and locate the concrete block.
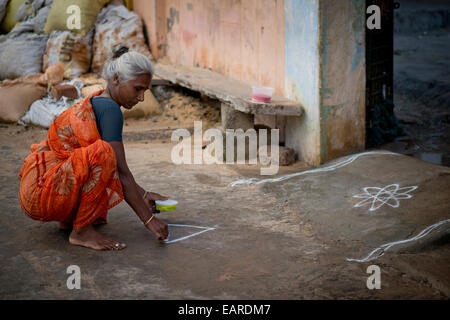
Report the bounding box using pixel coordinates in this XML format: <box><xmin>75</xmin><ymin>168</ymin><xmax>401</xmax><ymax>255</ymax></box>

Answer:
<box><xmin>221</xmin><ymin>103</ymin><xmax>254</xmax><ymax>130</ymax></box>
<box><xmin>258</xmin><ymin>146</ymin><xmax>296</xmax><ymax>166</ymax></box>
<box><xmin>279</xmin><ymin>147</ymin><xmax>296</xmax><ymax>166</ymax></box>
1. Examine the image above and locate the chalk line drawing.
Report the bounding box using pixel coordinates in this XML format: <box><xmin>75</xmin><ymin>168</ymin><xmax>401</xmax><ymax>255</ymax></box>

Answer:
<box><xmin>163</xmin><ymin>224</ymin><xmax>217</xmax><ymax>244</ymax></box>
<box><xmin>346</xmin><ymin>219</ymin><xmax>450</xmax><ymax>262</ymax></box>
<box><xmin>229</xmin><ymin>151</ymin><xmax>399</xmax><ymax>187</ymax></box>
<box><xmin>353</xmin><ymin>184</ymin><xmax>418</xmax><ymax>211</ymax></box>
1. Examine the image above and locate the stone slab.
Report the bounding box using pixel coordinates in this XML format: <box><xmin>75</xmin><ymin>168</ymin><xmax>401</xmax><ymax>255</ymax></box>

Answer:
<box><xmin>154</xmin><ymin>63</ymin><xmax>304</xmax><ymax>116</ymax></box>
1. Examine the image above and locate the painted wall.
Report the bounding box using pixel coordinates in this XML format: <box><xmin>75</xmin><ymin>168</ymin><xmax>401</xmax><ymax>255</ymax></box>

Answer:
<box><xmin>134</xmin><ymin>0</ymin><xmax>286</xmax><ymax>96</ymax></box>
<box><xmin>284</xmin><ymin>0</ymin><xmax>321</xmax><ymax>166</ymax></box>
<box><xmin>134</xmin><ymin>0</ymin><xmax>366</xmax><ymax>166</ymax></box>
<box><xmin>319</xmin><ymin>0</ymin><xmax>366</xmax><ymax>162</ymax></box>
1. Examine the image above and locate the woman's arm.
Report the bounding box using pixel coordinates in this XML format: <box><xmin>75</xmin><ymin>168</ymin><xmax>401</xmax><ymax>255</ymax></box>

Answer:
<box><xmin>136</xmin><ymin>184</ymin><xmax>146</xmax><ymax>197</ymax></box>
<box><xmin>108</xmin><ymin>141</ymin><xmax>168</xmax><ymax>240</ymax></box>
<box><xmin>129</xmin><ymin>168</ymin><xmax>169</xmax><ymax>208</ymax></box>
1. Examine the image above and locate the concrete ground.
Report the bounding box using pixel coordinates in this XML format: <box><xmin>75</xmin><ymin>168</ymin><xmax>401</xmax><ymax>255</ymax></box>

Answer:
<box><xmin>0</xmin><ymin>122</ymin><xmax>449</xmax><ymax>299</ymax></box>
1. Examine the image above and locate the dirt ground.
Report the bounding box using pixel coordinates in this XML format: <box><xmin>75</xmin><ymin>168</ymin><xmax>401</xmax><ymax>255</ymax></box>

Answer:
<box><xmin>1</xmin><ymin>48</ymin><xmax>449</xmax><ymax>299</ymax></box>
<box><xmin>1</xmin><ymin>112</ymin><xmax>449</xmax><ymax>299</ymax></box>
<box><xmin>1</xmin><ymin>1</ymin><xmax>449</xmax><ymax>300</ymax></box>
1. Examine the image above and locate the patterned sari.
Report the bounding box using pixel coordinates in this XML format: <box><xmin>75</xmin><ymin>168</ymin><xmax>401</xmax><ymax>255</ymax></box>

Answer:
<box><xmin>18</xmin><ymin>90</ymin><xmax>124</xmax><ymax>230</ymax></box>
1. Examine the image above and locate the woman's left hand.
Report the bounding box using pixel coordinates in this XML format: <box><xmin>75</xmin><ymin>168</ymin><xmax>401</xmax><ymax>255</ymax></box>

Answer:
<box><xmin>143</xmin><ymin>191</ymin><xmax>169</xmax><ymax>213</ymax></box>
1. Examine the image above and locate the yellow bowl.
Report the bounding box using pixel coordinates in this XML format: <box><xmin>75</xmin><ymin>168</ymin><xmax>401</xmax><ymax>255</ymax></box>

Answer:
<box><xmin>155</xmin><ymin>200</ymin><xmax>178</xmax><ymax>212</ymax></box>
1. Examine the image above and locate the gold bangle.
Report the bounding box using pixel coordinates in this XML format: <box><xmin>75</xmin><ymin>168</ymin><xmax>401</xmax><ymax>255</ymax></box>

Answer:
<box><xmin>143</xmin><ymin>191</ymin><xmax>148</xmax><ymax>199</ymax></box>
<box><xmin>144</xmin><ymin>215</ymin><xmax>154</xmax><ymax>226</ymax></box>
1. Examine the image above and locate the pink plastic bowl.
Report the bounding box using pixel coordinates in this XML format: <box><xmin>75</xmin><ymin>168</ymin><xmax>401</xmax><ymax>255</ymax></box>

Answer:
<box><xmin>252</xmin><ymin>86</ymin><xmax>274</xmax><ymax>103</ymax></box>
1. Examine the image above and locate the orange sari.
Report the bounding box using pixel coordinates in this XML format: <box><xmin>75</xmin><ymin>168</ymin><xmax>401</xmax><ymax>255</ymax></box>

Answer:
<box><xmin>18</xmin><ymin>90</ymin><xmax>124</xmax><ymax>230</ymax></box>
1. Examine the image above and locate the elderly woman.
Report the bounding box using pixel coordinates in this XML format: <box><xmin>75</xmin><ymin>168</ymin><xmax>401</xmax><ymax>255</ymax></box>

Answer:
<box><xmin>18</xmin><ymin>49</ymin><xmax>169</xmax><ymax>250</ymax></box>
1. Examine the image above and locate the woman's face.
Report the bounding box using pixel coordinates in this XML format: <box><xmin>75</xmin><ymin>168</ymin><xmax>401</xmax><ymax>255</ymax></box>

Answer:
<box><xmin>112</xmin><ymin>73</ymin><xmax>152</xmax><ymax>109</ymax></box>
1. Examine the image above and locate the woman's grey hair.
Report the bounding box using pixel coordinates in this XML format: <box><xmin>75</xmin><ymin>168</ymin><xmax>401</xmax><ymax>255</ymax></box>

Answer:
<box><xmin>102</xmin><ymin>50</ymin><xmax>154</xmax><ymax>82</ymax></box>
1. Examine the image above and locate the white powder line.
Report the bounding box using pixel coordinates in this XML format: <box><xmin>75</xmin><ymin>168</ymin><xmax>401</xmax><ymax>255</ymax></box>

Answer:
<box><xmin>346</xmin><ymin>219</ymin><xmax>450</xmax><ymax>263</ymax></box>
<box><xmin>167</xmin><ymin>223</ymin><xmax>216</xmax><ymax>229</ymax></box>
<box><xmin>352</xmin><ymin>184</ymin><xmax>418</xmax><ymax>211</ymax></box>
<box><xmin>163</xmin><ymin>224</ymin><xmax>217</xmax><ymax>244</ymax></box>
<box><xmin>229</xmin><ymin>151</ymin><xmax>399</xmax><ymax>187</ymax></box>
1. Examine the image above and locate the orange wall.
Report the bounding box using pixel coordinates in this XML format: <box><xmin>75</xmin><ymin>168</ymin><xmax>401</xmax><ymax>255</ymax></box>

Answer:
<box><xmin>134</xmin><ymin>0</ymin><xmax>285</xmax><ymax>95</ymax></box>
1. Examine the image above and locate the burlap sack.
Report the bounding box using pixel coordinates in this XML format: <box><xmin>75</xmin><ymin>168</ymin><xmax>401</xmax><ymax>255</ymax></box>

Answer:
<box><xmin>8</xmin><ymin>0</ymin><xmax>53</xmax><ymax>36</ymax></box>
<box><xmin>0</xmin><ymin>0</ymin><xmax>9</xmax><ymax>26</ymax></box>
<box><xmin>0</xmin><ymin>63</ymin><xmax>64</xmax><ymax>87</ymax></box>
<box><xmin>122</xmin><ymin>90</ymin><xmax>162</xmax><ymax>119</ymax></box>
<box><xmin>0</xmin><ymin>82</ymin><xmax>47</xmax><ymax>122</ymax></box>
<box><xmin>0</xmin><ymin>73</ymin><xmax>46</xmax><ymax>87</ymax></box>
<box><xmin>43</xmin><ymin>0</ymin><xmax>110</xmax><ymax>36</ymax></box>
<box><xmin>0</xmin><ymin>33</ymin><xmax>48</xmax><ymax>80</ymax></box>
<box><xmin>43</xmin><ymin>31</ymin><xmax>92</xmax><ymax>79</ymax></box>
<box><xmin>80</xmin><ymin>74</ymin><xmax>107</xmax><ymax>98</ymax></box>
<box><xmin>43</xmin><ymin>62</ymin><xmax>65</xmax><ymax>84</ymax></box>
<box><xmin>0</xmin><ymin>0</ymin><xmax>25</xmax><ymax>33</ymax></box>
<box><xmin>91</xmin><ymin>4</ymin><xmax>152</xmax><ymax>74</ymax></box>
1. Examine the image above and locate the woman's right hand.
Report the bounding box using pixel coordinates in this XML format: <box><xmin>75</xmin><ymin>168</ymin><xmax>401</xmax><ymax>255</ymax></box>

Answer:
<box><xmin>145</xmin><ymin>215</ymin><xmax>169</xmax><ymax>240</ymax></box>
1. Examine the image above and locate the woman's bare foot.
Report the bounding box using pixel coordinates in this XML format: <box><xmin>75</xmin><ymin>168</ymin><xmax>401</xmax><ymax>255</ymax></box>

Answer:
<box><xmin>69</xmin><ymin>224</ymin><xmax>126</xmax><ymax>251</ymax></box>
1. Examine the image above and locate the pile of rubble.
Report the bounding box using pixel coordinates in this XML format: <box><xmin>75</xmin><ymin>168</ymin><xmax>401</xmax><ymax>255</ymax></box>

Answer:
<box><xmin>0</xmin><ymin>0</ymin><xmax>160</xmax><ymax>128</ymax></box>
